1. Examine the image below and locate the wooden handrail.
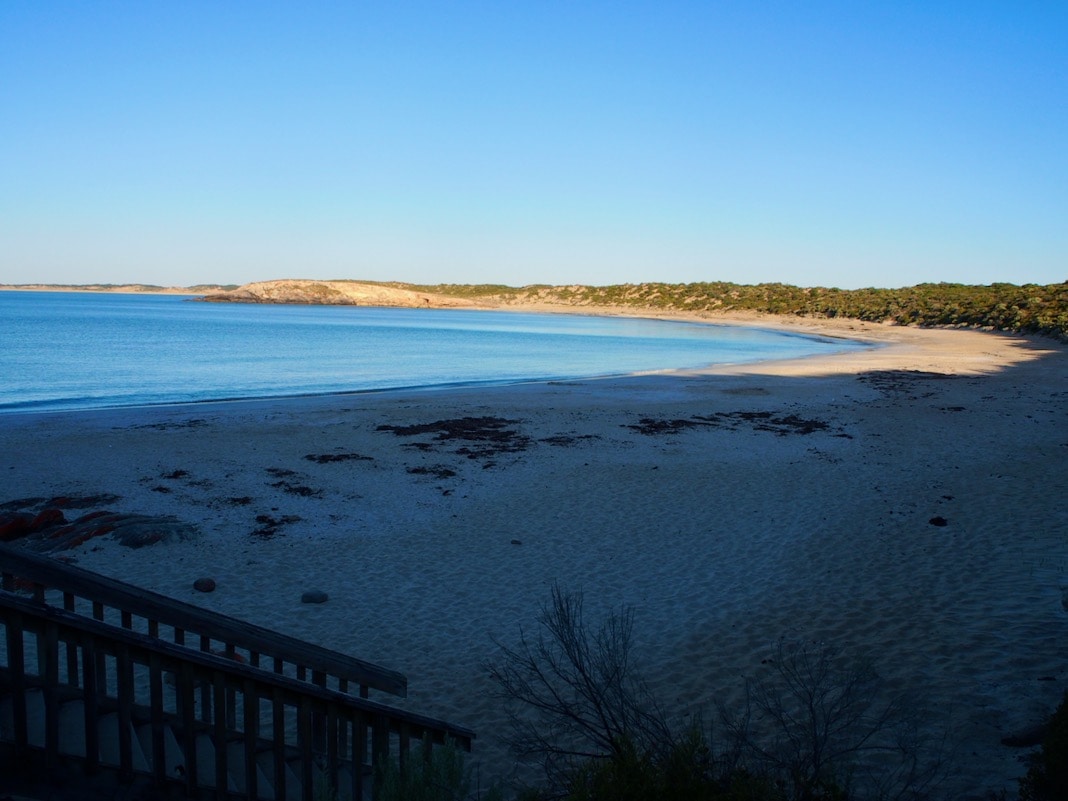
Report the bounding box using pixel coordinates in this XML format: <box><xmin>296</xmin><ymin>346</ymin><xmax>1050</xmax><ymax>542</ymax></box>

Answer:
<box><xmin>0</xmin><ymin>589</ymin><xmax>474</xmax><ymax>746</ymax></box>
<box><xmin>0</xmin><ymin>544</ymin><xmax>406</xmax><ymax>698</ymax></box>
<box><xmin>1</xmin><ymin>589</ymin><xmax>474</xmax><ymax>800</ymax></box>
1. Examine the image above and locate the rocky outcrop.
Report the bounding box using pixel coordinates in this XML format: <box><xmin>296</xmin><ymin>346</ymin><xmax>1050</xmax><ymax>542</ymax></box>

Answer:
<box><xmin>198</xmin><ymin>280</ymin><xmax>477</xmax><ymax>309</ymax></box>
<box><xmin>0</xmin><ymin>498</ymin><xmax>196</xmax><ymax>552</ymax></box>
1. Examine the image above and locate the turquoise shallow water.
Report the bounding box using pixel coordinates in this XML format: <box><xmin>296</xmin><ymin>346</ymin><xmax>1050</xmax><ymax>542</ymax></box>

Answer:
<box><xmin>0</xmin><ymin>291</ymin><xmax>865</xmax><ymax>413</ymax></box>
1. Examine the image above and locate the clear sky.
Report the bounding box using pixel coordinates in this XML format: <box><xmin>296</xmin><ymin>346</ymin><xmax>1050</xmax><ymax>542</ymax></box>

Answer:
<box><xmin>2</xmin><ymin>2</ymin><xmax>1065</xmax><ymax>290</ymax></box>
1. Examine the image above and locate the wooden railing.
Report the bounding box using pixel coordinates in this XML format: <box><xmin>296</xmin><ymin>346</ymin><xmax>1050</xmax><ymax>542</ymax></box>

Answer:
<box><xmin>0</xmin><ymin>546</ymin><xmax>475</xmax><ymax>799</ymax></box>
<box><xmin>0</xmin><ymin>545</ymin><xmax>406</xmax><ymax>699</ymax></box>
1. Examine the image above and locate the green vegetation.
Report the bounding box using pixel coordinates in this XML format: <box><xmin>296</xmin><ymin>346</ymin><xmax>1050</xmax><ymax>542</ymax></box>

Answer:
<box><xmin>1019</xmin><ymin>692</ymin><xmax>1068</xmax><ymax>801</ymax></box>
<box><xmin>377</xmin><ymin>737</ymin><xmax>504</xmax><ymax>801</ymax></box>
<box><xmin>487</xmin><ymin>586</ymin><xmax>946</xmax><ymax>801</ymax></box>
<box><xmin>413</xmin><ymin>280</ymin><xmax>1068</xmax><ymax>340</ymax></box>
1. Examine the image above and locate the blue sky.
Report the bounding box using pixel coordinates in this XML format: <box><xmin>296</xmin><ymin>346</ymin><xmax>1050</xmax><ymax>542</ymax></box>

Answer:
<box><xmin>1</xmin><ymin>2</ymin><xmax>1065</xmax><ymax>290</ymax></box>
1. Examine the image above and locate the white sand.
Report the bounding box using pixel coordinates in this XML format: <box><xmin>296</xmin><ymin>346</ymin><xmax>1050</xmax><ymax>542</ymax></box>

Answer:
<box><xmin>2</xmin><ymin>316</ymin><xmax>1066</xmax><ymax>798</ymax></box>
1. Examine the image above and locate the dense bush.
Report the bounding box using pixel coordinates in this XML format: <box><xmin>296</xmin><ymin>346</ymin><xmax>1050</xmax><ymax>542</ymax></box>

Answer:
<box><xmin>418</xmin><ymin>280</ymin><xmax>1068</xmax><ymax>340</ymax></box>
<box><xmin>1018</xmin><ymin>692</ymin><xmax>1068</xmax><ymax>801</ymax></box>
<box><xmin>376</xmin><ymin>737</ymin><xmax>503</xmax><ymax>801</ymax></box>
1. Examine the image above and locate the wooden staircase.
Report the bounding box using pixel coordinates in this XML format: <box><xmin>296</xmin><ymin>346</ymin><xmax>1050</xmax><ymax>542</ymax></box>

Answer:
<box><xmin>0</xmin><ymin>545</ymin><xmax>474</xmax><ymax>799</ymax></box>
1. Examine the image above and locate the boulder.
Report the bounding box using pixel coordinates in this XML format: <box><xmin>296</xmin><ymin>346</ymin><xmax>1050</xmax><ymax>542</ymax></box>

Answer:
<box><xmin>0</xmin><ymin>512</ymin><xmax>33</xmax><ymax>542</ymax></box>
<box><xmin>193</xmin><ymin>577</ymin><xmax>216</xmax><ymax>593</ymax></box>
<box><xmin>31</xmin><ymin>508</ymin><xmax>67</xmax><ymax>530</ymax></box>
<box><xmin>301</xmin><ymin>590</ymin><xmax>329</xmax><ymax>604</ymax></box>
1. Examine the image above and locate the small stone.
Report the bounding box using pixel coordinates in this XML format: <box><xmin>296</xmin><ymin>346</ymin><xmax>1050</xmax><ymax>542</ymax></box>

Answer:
<box><xmin>510</xmin><ymin>539</ymin><xmax>522</xmax><ymax>545</ymax></box>
<box><xmin>193</xmin><ymin>577</ymin><xmax>216</xmax><ymax>593</ymax></box>
<box><xmin>301</xmin><ymin>590</ymin><xmax>329</xmax><ymax>604</ymax></box>
<box><xmin>929</xmin><ymin>516</ymin><xmax>948</xmax><ymax>527</ymax></box>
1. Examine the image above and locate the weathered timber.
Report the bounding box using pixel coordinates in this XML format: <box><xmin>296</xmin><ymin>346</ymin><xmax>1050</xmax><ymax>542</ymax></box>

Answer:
<box><xmin>0</xmin><ymin>589</ymin><xmax>474</xmax><ymax>799</ymax></box>
<box><xmin>0</xmin><ymin>543</ymin><xmax>406</xmax><ymax>698</ymax></box>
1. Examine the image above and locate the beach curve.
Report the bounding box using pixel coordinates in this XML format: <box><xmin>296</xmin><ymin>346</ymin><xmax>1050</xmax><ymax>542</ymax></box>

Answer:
<box><xmin>1</xmin><ymin>314</ymin><xmax>1065</xmax><ymax>797</ymax></box>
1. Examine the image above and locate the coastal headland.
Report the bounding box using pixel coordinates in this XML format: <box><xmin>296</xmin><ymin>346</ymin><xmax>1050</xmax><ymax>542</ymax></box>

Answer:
<box><xmin>1</xmin><ymin>297</ymin><xmax>1066</xmax><ymax>797</ymax></box>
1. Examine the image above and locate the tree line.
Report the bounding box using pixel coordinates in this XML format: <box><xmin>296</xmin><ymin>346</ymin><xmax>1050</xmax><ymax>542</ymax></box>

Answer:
<box><xmin>417</xmin><ymin>280</ymin><xmax>1068</xmax><ymax>340</ymax></box>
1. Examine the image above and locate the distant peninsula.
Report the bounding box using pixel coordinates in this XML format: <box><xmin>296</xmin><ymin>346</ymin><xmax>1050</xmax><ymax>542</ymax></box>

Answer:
<box><xmin>199</xmin><ymin>278</ymin><xmax>1068</xmax><ymax>340</ymax></box>
<box><xmin>0</xmin><ymin>282</ymin><xmax>236</xmax><ymax>295</ymax></box>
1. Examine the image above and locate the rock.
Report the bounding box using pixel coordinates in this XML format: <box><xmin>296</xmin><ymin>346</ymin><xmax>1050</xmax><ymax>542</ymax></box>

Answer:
<box><xmin>0</xmin><ymin>512</ymin><xmax>33</xmax><ymax>542</ymax></box>
<box><xmin>108</xmin><ymin>516</ymin><xmax>196</xmax><ymax>548</ymax></box>
<box><xmin>25</xmin><ymin>512</ymin><xmax>196</xmax><ymax>552</ymax></box>
<box><xmin>511</xmin><ymin>539</ymin><xmax>522</xmax><ymax>545</ymax></box>
<box><xmin>193</xmin><ymin>577</ymin><xmax>216</xmax><ymax>593</ymax></box>
<box><xmin>929</xmin><ymin>516</ymin><xmax>948</xmax><ymax>527</ymax></box>
<box><xmin>301</xmin><ymin>590</ymin><xmax>329</xmax><ymax>604</ymax></box>
<box><xmin>31</xmin><ymin>508</ymin><xmax>66</xmax><ymax>530</ymax></box>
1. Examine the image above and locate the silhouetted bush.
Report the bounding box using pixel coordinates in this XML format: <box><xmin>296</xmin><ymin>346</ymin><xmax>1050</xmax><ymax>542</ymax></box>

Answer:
<box><xmin>376</xmin><ymin>737</ymin><xmax>503</xmax><ymax>801</ymax></box>
<box><xmin>488</xmin><ymin>587</ymin><xmax>947</xmax><ymax>801</ymax></box>
<box><xmin>1018</xmin><ymin>692</ymin><xmax>1068</xmax><ymax>801</ymax></box>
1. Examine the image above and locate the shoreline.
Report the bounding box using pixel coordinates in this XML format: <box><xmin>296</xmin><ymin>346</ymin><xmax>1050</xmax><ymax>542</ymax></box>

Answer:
<box><xmin>2</xmin><ymin>318</ymin><xmax>1066</xmax><ymax>797</ymax></box>
<box><xmin>0</xmin><ymin>302</ymin><xmax>881</xmax><ymax>416</ymax></box>
<box><xmin>3</xmin><ymin>298</ymin><xmax>1057</xmax><ymax>416</ymax></box>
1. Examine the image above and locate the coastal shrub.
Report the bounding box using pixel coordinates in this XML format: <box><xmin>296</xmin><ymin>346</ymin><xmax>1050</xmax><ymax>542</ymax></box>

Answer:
<box><xmin>565</xmin><ymin>729</ymin><xmax>716</xmax><ymax>801</ymax></box>
<box><xmin>376</xmin><ymin>737</ymin><xmax>504</xmax><ymax>801</ymax></box>
<box><xmin>489</xmin><ymin>586</ymin><xmax>950</xmax><ymax>801</ymax></box>
<box><xmin>428</xmin><ymin>280</ymin><xmax>1068</xmax><ymax>339</ymax></box>
<box><xmin>718</xmin><ymin>638</ymin><xmax>945</xmax><ymax>801</ymax></box>
<box><xmin>485</xmin><ymin>584</ymin><xmax>673</xmax><ymax>791</ymax></box>
<box><xmin>1018</xmin><ymin>692</ymin><xmax>1068</xmax><ymax>801</ymax></box>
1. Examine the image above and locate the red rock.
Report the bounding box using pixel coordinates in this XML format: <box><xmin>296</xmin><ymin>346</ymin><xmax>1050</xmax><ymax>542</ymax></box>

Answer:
<box><xmin>31</xmin><ymin>508</ymin><xmax>67</xmax><ymax>530</ymax></box>
<box><xmin>0</xmin><ymin>513</ymin><xmax>33</xmax><ymax>542</ymax></box>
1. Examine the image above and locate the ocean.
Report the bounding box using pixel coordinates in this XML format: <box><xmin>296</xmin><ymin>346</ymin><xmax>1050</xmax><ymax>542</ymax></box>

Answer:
<box><xmin>0</xmin><ymin>291</ymin><xmax>866</xmax><ymax>413</ymax></box>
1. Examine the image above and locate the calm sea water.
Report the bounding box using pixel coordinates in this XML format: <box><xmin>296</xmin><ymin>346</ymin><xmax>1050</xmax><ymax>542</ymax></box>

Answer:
<box><xmin>0</xmin><ymin>291</ymin><xmax>865</xmax><ymax>413</ymax></box>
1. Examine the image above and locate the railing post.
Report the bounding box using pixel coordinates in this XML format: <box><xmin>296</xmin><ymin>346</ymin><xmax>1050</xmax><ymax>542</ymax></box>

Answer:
<box><xmin>6</xmin><ymin>610</ymin><xmax>28</xmax><ymax>749</ymax></box>
<box><xmin>298</xmin><ymin>702</ymin><xmax>313</xmax><ymax>801</ymax></box>
<box><xmin>149</xmin><ymin>653</ymin><xmax>166</xmax><ymax>783</ymax></box>
<box><xmin>351</xmin><ymin>709</ymin><xmax>366</xmax><ymax>801</ymax></box>
<box><xmin>82</xmin><ymin>634</ymin><xmax>100</xmax><ymax>773</ymax></box>
<box><xmin>272</xmin><ymin>687</ymin><xmax>287</xmax><ymax>801</ymax></box>
<box><xmin>326</xmin><ymin>707</ymin><xmax>339</xmax><ymax>798</ymax></box>
<box><xmin>92</xmin><ymin>601</ymin><xmax>106</xmax><ymax>697</ymax></box>
<box><xmin>116</xmin><ymin>643</ymin><xmax>134</xmax><ymax>779</ymax></box>
<box><xmin>312</xmin><ymin>669</ymin><xmax>327</xmax><ymax>753</ymax></box>
<box><xmin>213</xmin><ymin>673</ymin><xmax>228</xmax><ymax>795</ymax></box>
<box><xmin>179</xmin><ymin>661</ymin><xmax>199</xmax><ymax>797</ymax></box>
<box><xmin>243</xmin><ymin>680</ymin><xmax>259</xmax><ymax>800</ymax></box>
<box><xmin>225</xmin><ymin>643</ymin><xmax>238</xmax><ymax>728</ymax></box>
<box><xmin>43</xmin><ymin>619</ymin><xmax>60</xmax><ymax>772</ymax></box>
<box><xmin>63</xmin><ymin>592</ymin><xmax>79</xmax><ymax>685</ymax></box>
<box><xmin>371</xmin><ymin>713</ymin><xmax>390</xmax><ymax>799</ymax></box>
<box><xmin>199</xmin><ymin>635</ymin><xmax>212</xmax><ymax>725</ymax></box>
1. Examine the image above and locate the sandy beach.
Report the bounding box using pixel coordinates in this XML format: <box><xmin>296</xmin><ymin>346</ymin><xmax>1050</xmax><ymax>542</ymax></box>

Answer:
<box><xmin>2</xmin><ymin>314</ymin><xmax>1066</xmax><ymax>798</ymax></box>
